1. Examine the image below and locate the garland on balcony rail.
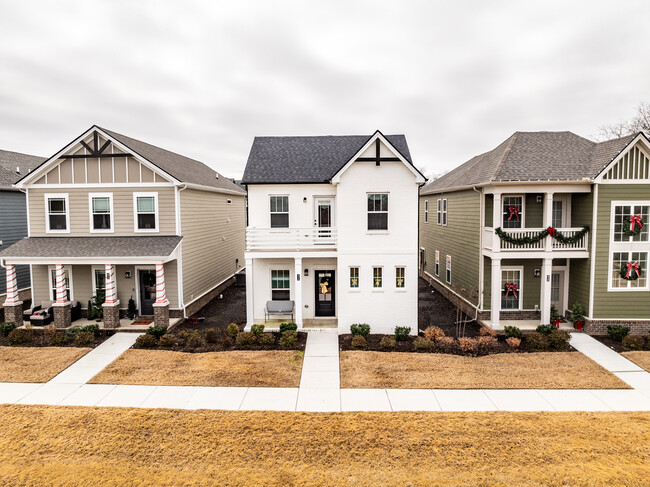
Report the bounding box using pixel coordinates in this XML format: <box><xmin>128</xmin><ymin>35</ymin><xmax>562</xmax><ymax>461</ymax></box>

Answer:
<box><xmin>494</xmin><ymin>225</ymin><xmax>590</xmax><ymax>246</ymax></box>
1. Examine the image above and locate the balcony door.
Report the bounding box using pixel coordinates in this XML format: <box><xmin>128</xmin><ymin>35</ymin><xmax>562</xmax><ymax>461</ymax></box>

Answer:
<box><xmin>552</xmin><ymin>195</ymin><xmax>570</xmax><ymax>228</ymax></box>
<box><xmin>551</xmin><ymin>270</ymin><xmax>565</xmax><ymax>315</ymax></box>
<box><xmin>315</xmin><ymin>198</ymin><xmax>333</xmax><ymax>238</ymax></box>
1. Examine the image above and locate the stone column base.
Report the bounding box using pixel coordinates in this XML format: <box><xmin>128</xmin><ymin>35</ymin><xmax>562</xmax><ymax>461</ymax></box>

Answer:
<box><xmin>52</xmin><ymin>302</ymin><xmax>71</xmax><ymax>329</ymax></box>
<box><xmin>153</xmin><ymin>303</ymin><xmax>169</xmax><ymax>328</ymax></box>
<box><xmin>102</xmin><ymin>302</ymin><xmax>121</xmax><ymax>329</ymax></box>
<box><xmin>3</xmin><ymin>301</ymin><xmax>23</xmax><ymax>326</ymax></box>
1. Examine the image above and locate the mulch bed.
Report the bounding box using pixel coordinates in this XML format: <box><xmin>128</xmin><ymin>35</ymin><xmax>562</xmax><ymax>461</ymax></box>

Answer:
<box><xmin>0</xmin><ymin>328</ymin><xmax>113</xmax><ymax>348</ymax></box>
<box><xmin>181</xmin><ymin>284</ymin><xmax>247</xmax><ymax>333</ymax></box>
<box><xmin>591</xmin><ymin>335</ymin><xmax>650</xmax><ymax>353</ymax></box>
<box><xmin>418</xmin><ymin>277</ymin><xmax>482</xmax><ymax>336</ymax></box>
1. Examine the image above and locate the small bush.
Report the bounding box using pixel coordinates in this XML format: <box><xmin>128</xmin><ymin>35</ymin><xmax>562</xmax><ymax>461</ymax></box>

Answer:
<box><xmin>477</xmin><ymin>336</ymin><xmax>498</xmax><ymax>351</ymax></box>
<box><xmin>350</xmin><ymin>323</ymin><xmax>370</xmax><ymax>338</ymax></box>
<box><xmin>504</xmin><ymin>326</ymin><xmax>523</xmax><ymax>339</ymax></box>
<box><xmin>351</xmin><ymin>335</ymin><xmax>367</xmax><ymax>350</ymax></box>
<box><xmin>435</xmin><ymin>336</ymin><xmax>455</xmax><ymax>353</ymax></box>
<box><xmin>259</xmin><ymin>333</ymin><xmax>276</xmax><ymax>346</ymax></box>
<box><xmin>279</xmin><ymin>330</ymin><xmax>298</xmax><ymax>349</ymax></box>
<box><xmin>379</xmin><ymin>335</ymin><xmax>396</xmax><ymax>350</ymax></box>
<box><xmin>479</xmin><ymin>327</ymin><xmax>497</xmax><ymax>338</ymax></box>
<box><xmin>8</xmin><ymin>328</ymin><xmax>32</xmax><ymax>345</ymax></box>
<box><xmin>394</xmin><ymin>326</ymin><xmax>411</xmax><ymax>341</ymax></box>
<box><xmin>413</xmin><ymin>336</ymin><xmax>433</xmax><ymax>351</ymax></box>
<box><xmin>607</xmin><ymin>325</ymin><xmax>630</xmax><ymax>342</ymax></box>
<box><xmin>79</xmin><ymin>324</ymin><xmax>100</xmax><ymax>336</ymax></box>
<box><xmin>548</xmin><ymin>329</ymin><xmax>570</xmax><ymax>351</ymax></box>
<box><xmin>536</xmin><ymin>324</ymin><xmax>555</xmax><ymax>336</ymax></box>
<box><xmin>185</xmin><ymin>331</ymin><xmax>205</xmax><ymax>349</ymax></box>
<box><xmin>159</xmin><ymin>334</ymin><xmax>178</xmax><ymax>348</ymax></box>
<box><xmin>43</xmin><ymin>324</ymin><xmax>57</xmax><ymax>341</ymax></box>
<box><xmin>50</xmin><ymin>332</ymin><xmax>70</xmax><ymax>346</ymax></box>
<box><xmin>236</xmin><ymin>331</ymin><xmax>258</xmax><ymax>347</ymax></box>
<box><xmin>146</xmin><ymin>325</ymin><xmax>168</xmax><ymax>339</ymax></box>
<box><xmin>458</xmin><ymin>337</ymin><xmax>478</xmax><ymax>354</ymax></box>
<box><xmin>204</xmin><ymin>328</ymin><xmax>219</xmax><ymax>343</ymax></box>
<box><xmin>176</xmin><ymin>331</ymin><xmax>189</xmax><ymax>346</ymax></box>
<box><xmin>0</xmin><ymin>322</ymin><xmax>16</xmax><ymax>336</ymax></box>
<box><xmin>135</xmin><ymin>334</ymin><xmax>158</xmax><ymax>349</ymax></box>
<box><xmin>526</xmin><ymin>332</ymin><xmax>549</xmax><ymax>351</ymax></box>
<box><xmin>74</xmin><ymin>331</ymin><xmax>94</xmax><ymax>347</ymax></box>
<box><xmin>423</xmin><ymin>326</ymin><xmax>445</xmax><ymax>342</ymax></box>
<box><xmin>622</xmin><ymin>335</ymin><xmax>645</xmax><ymax>351</ymax></box>
<box><xmin>227</xmin><ymin>323</ymin><xmax>239</xmax><ymax>337</ymax></box>
<box><xmin>506</xmin><ymin>337</ymin><xmax>521</xmax><ymax>349</ymax></box>
<box><xmin>279</xmin><ymin>322</ymin><xmax>298</xmax><ymax>333</ymax></box>
<box><xmin>251</xmin><ymin>324</ymin><xmax>265</xmax><ymax>337</ymax></box>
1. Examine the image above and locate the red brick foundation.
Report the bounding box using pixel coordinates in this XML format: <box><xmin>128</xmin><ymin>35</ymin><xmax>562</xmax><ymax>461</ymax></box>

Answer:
<box><xmin>102</xmin><ymin>303</ymin><xmax>121</xmax><ymax>329</ymax></box>
<box><xmin>583</xmin><ymin>319</ymin><xmax>650</xmax><ymax>336</ymax></box>
<box><xmin>53</xmin><ymin>303</ymin><xmax>71</xmax><ymax>329</ymax></box>
<box><xmin>3</xmin><ymin>301</ymin><xmax>24</xmax><ymax>326</ymax></box>
<box><xmin>153</xmin><ymin>303</ymin><xmax>170</xmax><ymax>328</ymax></box>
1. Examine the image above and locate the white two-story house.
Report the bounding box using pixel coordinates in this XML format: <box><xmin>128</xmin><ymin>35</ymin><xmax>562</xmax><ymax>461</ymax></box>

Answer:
<box><xmin>242</xmin><ymin>131</ymin><xmax>425</xmax><ymax>334</ymax></box>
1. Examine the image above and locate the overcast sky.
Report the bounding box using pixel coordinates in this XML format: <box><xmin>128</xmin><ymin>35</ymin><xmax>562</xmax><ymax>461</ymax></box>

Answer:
<box><xmin>0</xmin><ymin>0</ymin><xmax>648</xmax><ymax>179</ymax></box>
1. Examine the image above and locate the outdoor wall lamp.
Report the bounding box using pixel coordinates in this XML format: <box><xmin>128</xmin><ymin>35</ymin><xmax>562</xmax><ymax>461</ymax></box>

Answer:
<box><xmin>304</xmin><ymin>269</ymin><xmax>309</xmax><ymax>277</ymax></box>
<box><xmin>534</xmin><ymin>269</ymin><xmax>541</xmax><ymax>277</ymax></box>
<box><xmin>303</xmin><ymin>197</ymin><xmax>307</xmax><ymax>202</ymax></box>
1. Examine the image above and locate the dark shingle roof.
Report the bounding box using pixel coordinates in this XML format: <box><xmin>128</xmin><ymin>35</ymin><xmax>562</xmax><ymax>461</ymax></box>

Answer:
<box><xmin>420</xmin><ymin>131</ymin><xmax>638</xmax><ymax>194</ymax></box>
<box><xmin>0</xmin><ymin>150</ymin><xmax>45</xmax><ymax>188</ymax></box>
<box><xmin>0</xmin><ymin>236</ymin><xmax>182</xmax><ymax>258</ymax></box>
<box><xmin>242</xmin><ymin>134</ymin><xmax>413</xmax><ymax>184</ymax></box>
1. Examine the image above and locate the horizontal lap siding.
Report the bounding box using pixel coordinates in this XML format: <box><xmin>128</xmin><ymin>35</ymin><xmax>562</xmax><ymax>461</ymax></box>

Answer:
<box><xmin>180</xmin><ymin>189</ymin><xmax>245</xmax><ymax>307</ymax></box>
<box><xmin>31</xmin><ymin>265</ymin><xmax>50</xmax><ymax>305</ymax></box>
<box><xmin>525</xmin><ymin>194</ymin><xmax>543</xmax><ymax>227</ymax></box>
<box><xmin>0</xmin><ymin>191</ymin><xmax>30</xmax><ymax>294</ymax></box>
<box><xmin>484</xmin><ymin>258</ymin><xmax>542</xmax><ymax>310</ymax></box>
<box><xmin>568</xmin><ymin>191</ymin><xmax>593</xmax><ymax>312</ymax></box>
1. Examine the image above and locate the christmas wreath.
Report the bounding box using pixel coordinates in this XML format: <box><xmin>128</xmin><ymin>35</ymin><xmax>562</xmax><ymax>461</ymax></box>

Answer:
<box><xmin>619</xmin><ymin>261</ymin><xmax>643</xmax><ymax>281</ymax></box>
<box><xmin>622</xmin><ymin>214</ymin><xmax>644</xmax><ymax>237</ymax></box>
<box><xmin>494</xmin><ymin>225</ymin><xmax>589</xmax><ymax>246</ymax></box>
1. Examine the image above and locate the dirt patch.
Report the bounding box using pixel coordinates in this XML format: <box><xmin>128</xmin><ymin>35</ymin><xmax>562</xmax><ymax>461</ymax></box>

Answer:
<box><xmin>89</xmin><ymin>349</ymin><xmax>304</xmax><ymax>387</ymax></box>
<box><xmin>418</xmin><ymin>277</ymin><xmax>481</xmax><ymax>336</ymax></box>
<box><xmin>622</xmin><ymin>351</ymin><xmax>650</xmax><ymax>372</ymax></box>
<box><xmin>339</xmin><ymin>351</ymin><xmax>628</xmax><ymax>389</ymax></box>
<box><xmin>0</xmin><ymin>347</ymin><xmax>90</xmax><ymax>383</ymax></box>
<box><xmin>181</xmin><ymin>284</ymin><xmax>246</xmax><ymax>332</ymax></box>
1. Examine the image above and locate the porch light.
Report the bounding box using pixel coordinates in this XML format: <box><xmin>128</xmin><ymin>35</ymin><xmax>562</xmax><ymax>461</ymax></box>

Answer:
<box><xmin>304</xmin><ymin>269</ymin><xmax>309</xmax><ymax>277</ymax></box>
<box><xmin>534</xmin><ymin>269</ymin><xmax>541</xmax><ymax>277</ymax></box>
<box><xmin>303</xmin><ymin>197</ymin><xmax>307</xmax><ymax>202</ymax></box>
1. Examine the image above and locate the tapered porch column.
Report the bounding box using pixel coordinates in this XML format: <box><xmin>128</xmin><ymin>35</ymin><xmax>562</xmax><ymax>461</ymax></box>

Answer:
<box><xmin>3</xmin><ymin>264</ymin><xmax>23</xmax><ymax>325</ymax></box>
<box><xmin>52</xmin><ymin>264</ymin><xmax>71</xmax><ymax>328</ymax></box>
<box><xmin>245</xmin><ymin>257</ymin><xmax>254</xmax><ymax>328</ymax></box>
<box><xmin>152</xmin><ymin>263</ymin><xmax>169</xmax><ymax>327</ymax></box>
<box><xmin>102</xmin><ymin>264</ymin><xmax>120</xmax><ymax>328</ymax></box>
<box><xmin>294</xmin><ymin>257</ymin><xmax>303</xmax><ymax>328</ymax></box>
<box><xmin>543</xmin><ymin>192</ymin><xmax>554</xmax><ymax>250</ymax></box>
<box><xmin>490</xmin><ymin>258</ymin><xmax>502</xmax><ymax>329</ymax></box>
<box><xmin>540</xmin><ymin>257</ymin><xmax>553</xmax><ymax>324</ymax></box>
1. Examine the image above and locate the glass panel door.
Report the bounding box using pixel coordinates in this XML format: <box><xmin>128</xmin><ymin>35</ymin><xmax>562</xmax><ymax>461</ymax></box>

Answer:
<box><xmin>551</xmin><ymin>271</ymin><xmax>564</xmax><ymax>314</ymax></box>
<box><xmin>316</xmin><ymin>198</ymin><xmax>333</xmax><ymax>238</ymax></box>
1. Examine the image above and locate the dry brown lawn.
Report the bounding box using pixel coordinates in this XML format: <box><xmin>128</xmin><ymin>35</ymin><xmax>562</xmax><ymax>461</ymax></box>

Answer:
<box><xmin>622</xmin><ymin>351</ymin><xmax>650</xmax><ymax>372</ymax></box>
<box><xmin>0</xmin><ymin>405</ymin><xmax>649</xmax><ymax>486</ymax></box>
<box><xmin>89</xmin><ymin>349</ymin><xmax>304</xmax><ymax>387</ymax></box>
<box><xmin>340</xmin><ymin>351</ymin><xmax>628</xmax><ymax>389</ymax></box>
<box><xmin>0</xmin><ymin>346</ymin><xmax>90</xmax><ymax>383</ymax></box>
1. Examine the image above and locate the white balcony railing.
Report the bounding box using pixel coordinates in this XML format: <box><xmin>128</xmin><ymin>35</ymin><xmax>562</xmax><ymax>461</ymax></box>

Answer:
<box><xmin>246</xmin><ymin>227</ymin><xmax>338</xmax><ymax>251</ymax></box>
<box><xmin>483</xmin><ymin>227</ymin><xmax>588</xmax><ymax>252</ymax></box>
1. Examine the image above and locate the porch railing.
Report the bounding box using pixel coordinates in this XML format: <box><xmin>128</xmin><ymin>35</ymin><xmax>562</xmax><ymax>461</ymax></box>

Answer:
<box><xmin>483</xmin><ymin>227</ymin><xmax>588</xmax><ymax>252</ymax></box>
<box><xmin>246</xmin><ymin>227</ymin><xmax>338</xmax><ymax>251</ymax></box>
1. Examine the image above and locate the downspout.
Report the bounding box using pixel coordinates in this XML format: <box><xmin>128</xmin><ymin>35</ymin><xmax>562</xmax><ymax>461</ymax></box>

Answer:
<box><xmin>472</xmin><ymin>185</ymin><xmax>482</xmax><ymax>321</ymax></box>
<box><xmin>176</xmin><ymin>184</ymin><xmax>188</xmax><ymax>317</ymax></box>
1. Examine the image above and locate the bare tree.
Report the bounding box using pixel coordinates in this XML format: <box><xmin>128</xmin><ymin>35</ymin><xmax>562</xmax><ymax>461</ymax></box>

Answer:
<box><xmin>598</xmin><ymin>102</ymin><xmax>650</xmax><ymax>140</ymax></box>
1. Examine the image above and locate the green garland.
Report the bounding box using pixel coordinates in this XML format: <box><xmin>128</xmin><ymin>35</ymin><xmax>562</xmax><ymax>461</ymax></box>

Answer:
<box><xmin>622</xmin><ymin>216</ymin><xmax>643</xmax><ymax>237</ymax></box>
<box><xmin>619</xmin><ymin>261</ymin><xmax>643</xmax><ymax>281</ymax></box>
<box><xmin>494</xmin><ymin>225</ymin><xmax>590</xmax><ymax>246</ymax></box>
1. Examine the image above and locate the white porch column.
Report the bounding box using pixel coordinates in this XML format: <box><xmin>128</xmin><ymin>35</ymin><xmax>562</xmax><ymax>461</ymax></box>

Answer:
<box><xmin>245</xmin><ymin>258</ymin><xmax>254</xmax><ymax>328</ymax></box>
<box><xmin>154</xmin><ymin>263</ymin><xmax>169</xmax><ymax>305</ymax></box>
<box><xmin>55</xmin><ymin>264</ymin><xmax>68</xmax><ymax>304</ymax></box>
<box><xmin>543</xmin><ymin>192</ymin><xmax>554</xmax><ymax>250</ymax></box>
<box><xmin>294</xmin><ymin>257</ymin><xmax>303</xmax><ymax>328</ymax></box>
<box><xmin>104</xmin><ymin>264</ymin><xmax>118</xmax><ymax>305</ymax></box>
<box><xmin>4</xmin><ymin>264</ymin><xmax>19</xmax><ymax>305</ymax></box>
<box><xmin>490</xmin><ymin>258</ymin><xmax>502</xmax><ymax>329</ymax></box>
<box><xmin>540</xmin><ymin>257</ymin><xmax>553</xmax><ymax>324</ymax></box>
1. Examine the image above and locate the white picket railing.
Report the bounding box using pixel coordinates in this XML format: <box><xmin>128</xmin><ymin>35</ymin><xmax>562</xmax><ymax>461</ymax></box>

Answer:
<box><xmin>246</xmin><ymin>227</ymin><xmax>338</xmax><ymax>251</ymax></box>
<box><xmin>483</xmin><ymin>227</ymin><xmax>588</xmax><ymax>252</ymax></box>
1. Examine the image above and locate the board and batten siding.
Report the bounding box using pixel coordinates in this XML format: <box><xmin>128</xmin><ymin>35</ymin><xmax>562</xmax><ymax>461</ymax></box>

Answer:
<box><xmin>0</xmin><ymin>191</ymin><xmax>30</xmax><ymax>294</ymax></box>
<box><xmin>419</xmin><ymin>189</ymin><xmax>481</xmax><ymax>306</ymax></box>
<box><xmin>27</xmin><ymin>186</ymin><xmax>177</xmax><ymax>237</ymax></box>
<box><xmin>592</xmin><ymin>183</ymin><xmax>650</xmax><ymax>319</ymax></box>
<box><xmin>180</xmin><ymin>188</ymin><xmax>245</xmax><ymax>307</ymax></box>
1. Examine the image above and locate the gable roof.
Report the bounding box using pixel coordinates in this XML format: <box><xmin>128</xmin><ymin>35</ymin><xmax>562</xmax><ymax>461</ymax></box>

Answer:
<box><xmin>242</xmin><ymin>133</ymin><xmax>414</xmax><ymax>184</ymax></box>
<box><xmin>420</xmin><ymin>131</ymin><xmax>639</xmax><ymax>195</ymax></box>
<box><xmin>0</xmin><ymin>150</ymin><xmax>45</xmax><ymax>188</ymax></box>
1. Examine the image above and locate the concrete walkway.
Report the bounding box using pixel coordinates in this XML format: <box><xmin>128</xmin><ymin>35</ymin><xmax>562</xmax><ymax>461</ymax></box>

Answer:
<box><xmin>297</xmin><ymin>329</ymin><xmax>340</xmax><ymax>412</ymax></box>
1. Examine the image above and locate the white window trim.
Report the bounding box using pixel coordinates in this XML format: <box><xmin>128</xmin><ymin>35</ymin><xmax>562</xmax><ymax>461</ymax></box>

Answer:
<box><xmin>446</xmin><ymin>255</ymin><xmax>452</xmax><ymax>284</ymax></box>
<box><xmin>269</xmin><ymin>195</ymin><xmax>290</xmax><ymax>228</ymax></box>
<box><xmin>48</xmin><ymin>265</ymin><xmax>74</xmax><ymax>301</ymax></box>
<box><xmin>270</xmin><ymin>268</ymin><xmax>292</xmax><ymax>299</ymax></box>
<box><xmin>91</xmin><ymin>265</ymin><xmax>107</xmax><ymax>297</ymax></box>
<box><xmin>349</xmin><ymin>266</ymin><xmax>360</xmax><ymax>290</ymax></box>
<box><xmin>133</xmin><ymin>192</ymin><xmax>159</xmax><ymax>233</ymax></box>
<box><xmin>372</xmin><ymin>266</ymin><xmax>384</xmax><ymax>290</ymax></box>
<box><xmin>367</xmin><ymin>192</ymin><xmax>389</xmax><ymax>233</ymax></box>
<box><xmin>552</xmin><ymin>194</ymin><xmax>571</xmax><ymax>228</ymax></box>
<box><xmin>437</xmin><ymin>199</ymin><xmax>442</xmax><ymax>225</ymax></box>
<box><xmin>424</xmin><ymin>200</ymin><xmax>429</xmax><ymax>224</ymax></box>
<box><xmin>501</xmin><ymin>266</ymin><xmax>524</xmax><ymax>311</ymax></box>
<box><xmin>395</xmin><ymin>265</ymin><xmax>406</xmax><ymax>290</ymax></box>
<box><xmin>44</xmin><ymin>193</ymin><xmax>70</xmax><ymax>234</ymax></box>
<box><xmin>607</xmin><ymin>200</ymin><xmax>650</xmax><ymax>292</ymax></box>
<box><xmin>442</xmin><ymin>198</ymin><xmax>448</xmax><ymax>226</ymax></box>
<box><xmin>435</xmin><ymin>250</ymin><xmax>440</xmax><ymax>277</ymax></box>
<box><xmin>501</xmin><ymin>194</ymin><xmax>526</xmax><ymax>228</ymax></box>
<box><xmin>89</xmin><ymin>192</ymin><xmax>114</xmax><ymax>233</ymax></box>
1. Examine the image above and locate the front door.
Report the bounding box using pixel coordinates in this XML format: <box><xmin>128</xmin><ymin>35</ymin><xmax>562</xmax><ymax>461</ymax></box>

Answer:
<box><xmin>139</xmin><ymin>269</ymin><xmax>156</xmax><ymax>315</ymax></box>
<box><xmin>551</xmin><ymin>271</ymin><xmax>565</xmax><ymax>315</ymax></box>
<box><xmin>315</xmin><ymin>270</ymin><xmax>335</xmax><ymax>316</ymax></box>
<box><xmin>315</xmin><ymin>198</ymin><xmax>333</xmax><ymax>238</ymax></box>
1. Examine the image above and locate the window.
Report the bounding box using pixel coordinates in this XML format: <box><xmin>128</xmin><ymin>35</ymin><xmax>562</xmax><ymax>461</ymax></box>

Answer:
<box><xmin>609</xmin><ymin>201</ymin><xmax>650</xmax><ymax>291</ymax></box>
<box><xmin>92</xmin><ymin>267</ymin><xmax>106</xmax><ymax>297</ymax></box>
<box><xmin>613</xmin><ymin>204</ymin><xmax>649</xmax><ymax>242</ymax></box>
<box><xmin>349</xmin><ymin>267</ymin><xmax>359</xmax><ymax>288</ymax></box>
<box><xmin>435</xmin><ymin>251</ymin><xmax>440</xmax><ymax>277</ymax></box>
<box><xmin>552</xmin><ymin>200</ymin><xmax>563</xmax><ymax>229</ymax></box>
<box><xmin>424</xmin><ymin>200</ymin><xmax>429</xmax><ymax>223</ymax></box>
<box><xmin>134</xmin><ymin>193</ymin><xmax>158</xmax><ymax>231</ymax></box>
<box><xmin>501</xmin><ymin>269</ymin><xmax>522</xmax><ymax>310</ymax></box>
<box><xmin>373</xmin><ymin>267</ymin><xmax>383</xmax><ymax>288</ymax></box>
<box><xmin>90</xmin><ymin>193</ymin><xmax>113</xmax><ymax>232</ymax></box>
<box><xmin>271</xmin><ymin>270</ymin><xmax>290</xmax><ymax>300</ymax></box>
<box><xmin>445</xmin><ymin>255</ymin><xmax>451</xmax><ymax>284</ymax></box>
<box><xmin>45</xmin><ymin>194</ymin><xmax>69</xmax><ymax>232</ymax></box>
<box><xmin>49</xmin><ymin>267</ymin><xmax>71</xmax><ymax>301</ymax></box>
<box><xmin>611</xmin><ymin>252</ymin><xmax>648</xmax><ymax>289</ymax></box>
<box><xmin>502</xmin><ymin>196</ymin><xmax>523</xmax><ymax>229</ymax></box>
<box><xmin>442</xmin><ymin>199</ymin><xmax>448</xmax><ymax>226</ymax></box>
<box><xmin>396</xmin><ymin>266</ymin><xmax>405</xmax><ymax>288</ymax></box>
<box><xmin>270</xmin><ymin>196</ymin><xmax>289</xmax><ymax>228</ymax></box>
<box><xmin>367</xmin><ymin>193</ymin><xmax>388</xmax><ymax>230</ymax></box>
<box><xmin>437</xmin><ymin>199</ymin><xmax>442</xmax><ymax>225</ymax></box>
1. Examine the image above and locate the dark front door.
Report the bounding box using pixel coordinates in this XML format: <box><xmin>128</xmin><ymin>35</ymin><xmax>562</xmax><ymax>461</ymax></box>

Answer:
<box><xmin>139</xmin><ymin>269</ymin><xmax>156</xmax><ymax>315</ymax></box>
<box><xmin>315</xmin><ymin>270</ymin><xmax>335</xmax><ymax>316</ymax></box>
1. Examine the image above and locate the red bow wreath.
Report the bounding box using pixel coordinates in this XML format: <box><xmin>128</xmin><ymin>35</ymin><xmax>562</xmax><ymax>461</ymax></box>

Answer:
<box><xmin>546</xmin><ymin>226</ymin><xmax>556</xmax><ymax>237</ymax></box>
<box><xmin>629</xmin><ymin>214</ymin><xmax>644</xmax><ymax>233</ymax></box>
<box><xmin>505</xmin><ymin>282</ymin><xmax>518</xmax><ymax>298</ymax></box>
<box><xmin>507</xmin><ymin>205</ymin><xmax>520</xmax><ymax>221</ymax></box>
<box><xmin>626</xmin><ymin>261</ymin><xmax>640</xmax><ymax>279</ymax></box>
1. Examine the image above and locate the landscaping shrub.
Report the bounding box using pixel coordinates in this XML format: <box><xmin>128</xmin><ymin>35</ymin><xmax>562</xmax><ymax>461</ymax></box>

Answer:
<box><xmin>413</xmin><ymin>336</ymin><xmax>432</xmax><ymax>351</ymax></box>
<box><xmin>74</xmin><ymin>331</ymin><xmax>95</xmax><ymax>347</ymax></box>
<box><xmin>250</xmin><ymin>324</ymin><xmax>265</xmax><ymax>337</ymax></box>
<box><xmin>548</xmin><ymin>329</ymin><xmax>570</xmax><ymax>351</ymax></box>
<box><xmin>458</xmin><ymin>337</ymin><xmax>478</xmax><ymax>354</ymax></box>
<box><xmin>0</xmin><ymin>322</ymin><xmax>16</xmax><ymax>337</ymax></box>
<box><xmin>8</xmin><ymin>328</ymin><xmax>32</xmax><ymax>346</ymax></box>
<box><xmin>550</xmin><ymin>304</ymin><xmax>562</xmax><ymax>323</ymax></box>
<box><xmin>536</xmin><ymin>324</ymin><xmax>555</xmax><ymax>336</ymax></box>
<box><xmin>185</xmin><ymin>331</ymin><xmax>205</xmax><ymax>349</ymax></box>
<box><xmin>236</xmin><ymin>331</ymin><xmax>258</xmax><ymax>347</ymax></box>
<box><xmin>259</xmin><ymin>333</ymin><xmax>276</xmax><ymax>346</ymax></box>
<box><xmin>135</xmin><ymin>334</ymin><xmax>158</xmax><ymax>349</ymax></box>
<box><xmin>506</xmin><ymin>337</ymin><xmax>521</xmax><ymax>349</ymax></box>
<box><xmin>204</xmin><ymin>328</ymin><xmax>219</xmax><ymax>343</ymax></box>
<box><xmin>479</xmin><ymin>327</ymin><xmax>497</xmax><ymax>338</ymax></box>
<box><xmin>159</xmin><ymin>334</ymin><xmax>177</xmax><ymax>348</ymax></box>
<box><xmin>279</xmin><ymin>330</ymin><xmax>298</xmax><ymax>349</ymax></box>
<box><xmin>504</xmin><ymin>326</ymin><xmax>522</xmax><ymax>339</ymax></box>
<box><xmin>622</xmin><ymin>335</ymin><xmax>645</xmax><ymax>351</ymax></box>
<box><xmin>394</xmin><ymin>326</ymin><xmax>411</xmax><ymax>341</ymax></box>
<box><xmin>279</xmin><ymin>322</ymin><xmax>298</xmax><ymax>333</ymax></box>
<box><xmin>44</xmin><ymin>324</ymin><xmax>57</xmax><ymax>341</ymax></box>
<box><xmin>227</xmin><ymin>323</ymin><xmax>239</xmax><ymax>338</ymax></box>
<box><xmin>351</xmin><ymin>335</ymin><xmax>367</xmax><ymax>350</ymax></box>
<box><xmin>79</xmin><ymin>324</ymin><xmax>100</xmax><ymax>336</ymax></box>
<box><xmin>607</xmin><ymin>325</ymin><xmax>630</xmax><ymax>342</ymax></box>
<box><xmin>477</xmin><ymin>336</ymin><xmax>498</xmax><ymax>351</ymax></box>
<box><xmin>50</xmin><ymin>332</ymin><xmax>70</xmax><ymax>346</ymax></box>
<box><xmin>526</xmin><ymin>332</ymin><xmax>549</xmax><ymax>351</ymax></box>
<box><xmin>423</xmin><ymin>326</ymin><xmax>445</xmax><ymax>342</ymax></box>
<box><xmin>146</xmin><ymin>325</ymin><xmax>168</xmax><ymax>339</ymax></box>
<box><xmin>350</xmin><ymin>323</ymin><xmax>370</xmax><ymax>338</ymax></box>
<box><xmin>379</xmin><ymin>335</ymin><xmax>396</xmax><ymax>350</ymax></box>
<box><xmin>435</xmin><ymin>336</ymin><xmax>456</xmax><ymax>353</ymax></box>
<box><xmin>176</xmin><ymin>331</ymin><xmax>190</xmax><ymax>346</ymax></box>
<box><xmin>571</xmin><ymin>302</ymin><xmax>585</xmax><ymax>324</ymax></box>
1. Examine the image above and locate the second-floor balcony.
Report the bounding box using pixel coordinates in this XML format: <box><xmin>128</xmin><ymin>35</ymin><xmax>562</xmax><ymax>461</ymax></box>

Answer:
<box><xmin>246</xmin><ymin>227</ymin><xmax>338</xmax><ymax>252</ymax></box>
<box><xmin>483</xmin><ymin>227</ymin><xmax>589</xmax><ymax>252</ymax></box>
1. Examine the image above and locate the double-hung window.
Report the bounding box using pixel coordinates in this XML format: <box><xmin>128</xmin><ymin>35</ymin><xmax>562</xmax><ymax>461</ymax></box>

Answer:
<box><xmin>90</xmin><ymin>193</ymin><xmax>113</xmax><ymax>232</ymax></box>
<box><xmin>349</xmin><ymin>267</ymin><xmax>359</xmax><ymax>288</ymax></box>
<box><xmin>501</xmin><ymin>268</ymin><xmax>522</xmax><ymax>310</ymax></box>
<box><xmin>271</xmin><ymin>270</ymin><xmax>290</xmax><ymax>300</ymax></box>
<box><xmin>442</xmin><ymin>199</ymin><xmax>448</xmax><ymax>226</ymax></box>
<box><xmin>373</xmin><ymin>267</ymin><xmax>383</xmax><ymax>288</ymax></box>
<box><xmin>437</xmin><ymin>199</ymin><xmax>442</xmax><ymax>225</ymax></box>
<box><xmin>502</xmin><ymin>196</ymin><xmax>523</xmax><ymax>229</ymax></box>
<box><xmin>367</xmin><ymin>193</ymin><xmax>388</xmax><ymax>230</ymax></box>
<box><xmin>610</xmin><ymin>202</ymin><xmax>649</xmax><ymax>290</ymax></box>
<box><xmin>424</xmin><ymin>200</ymin><xmax>429</xmax><ymax>223</ymax></box>
<box><xmin>92</xmin><ymin>267</ymin><xmax>106</xmax><ymax>297</ymax></box>
<box><xmin>396</xmin><ymin>266</ymin><xmax>405</xmax><ymax>288</ymax></box>
<box><xmin>134</xmin><ymin>193</ymin><xmax>158</xmax><ymax>231</ymax></box>
<box><xmin>270</xmin><ymin>196</ymin><xmax>289</xmax><ymax>228</ymax></box>
<box><xmin>435</xmin><ymin>250</ymin><xmax>440</xmax><ymax>277</ymax></box>
<box><xmin>446</xmin><ymin>255</ymin><xmax>451</xmax><ymax>284</ymax></box>
<box><xmin>46</xmin><ymin>194</ymin><xmax>69</xmax><ymax>233</ymax></box>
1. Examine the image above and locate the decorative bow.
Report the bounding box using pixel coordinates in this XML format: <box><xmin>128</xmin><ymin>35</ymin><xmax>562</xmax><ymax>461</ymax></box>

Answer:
<box><xmin>546</xmin><ymin>227</ymin><xmax>556</xmax><ymax>237</ymax></box>
<box><xmin>626</xmin><ymin>261</ymin><xmax>640</xmax><ymax>279</ymax></box>
<box><xmin>507</xmin><ymin>206</ymin><xmax>520</xmax><ymax>221</ymax></box>
<box><xmin>629</xmin><ymin>214</ymin><xmax>644</xmax><ymax>232</ymax></box>
<box><xmin>505</xmin><ymin>282</ymin><xmax>518</xmax><ymax>298</ymax></box>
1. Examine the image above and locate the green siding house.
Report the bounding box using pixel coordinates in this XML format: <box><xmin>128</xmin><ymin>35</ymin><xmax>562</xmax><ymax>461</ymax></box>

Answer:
<box><xmin>419</xmin><ymin>131</ymin><xmax>650</xmax><ymax>335</ymax></box>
